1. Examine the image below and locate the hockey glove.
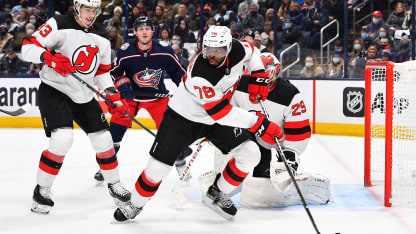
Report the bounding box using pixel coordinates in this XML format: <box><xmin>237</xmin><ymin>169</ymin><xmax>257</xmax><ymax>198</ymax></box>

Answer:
<box><xmin>248</xmin><ymin>112</ymin><xmax>284</xmax><ymax>148</ymax></box>
<box><xmin>41</xmin><ymin>49</ymin><xmax>74</xmax><ymax>77</ymax></box>
<box><xmin>248</xmin><ymin>71</ymin><xmax>270</xmax><ymax>104</ymax></box>
<box><xmin>106</xmin><ymin>92</ymin><xmax>130</xmax><ymax>118</ymax></box>
<box><xmin>114</xmin><ymin>76</ymin><xmax>134</xmax><ymax>100</ymax></box>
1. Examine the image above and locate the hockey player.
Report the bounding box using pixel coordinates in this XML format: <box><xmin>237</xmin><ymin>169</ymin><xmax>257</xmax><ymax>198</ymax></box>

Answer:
<box><xmin>93</xmin><ymin>16</ymin><xmax>191</xmax><ymax>185</ymax></box>
<box><xmin>21</xmin><ymin>0</ymin><xmax>131</xmax><ymax>214</ymax></box>
<box><xmin>200</xmin><ymin>52</ymin><xmax>332</xmax><ymax>207</ymax></box>
<box><xmin>112</xmin><ymin>25</ymin><xmax>284</xmax><ymax>222</ymax></box>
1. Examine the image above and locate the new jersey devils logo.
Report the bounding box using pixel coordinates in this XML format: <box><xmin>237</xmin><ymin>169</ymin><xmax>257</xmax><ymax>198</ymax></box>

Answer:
<box><xmin>72</xmin><ymin>45</ymin><xmax>99</xmax><ymax>74</ymax></box>
<box><xmin>133</xmin><ymin>68</ymin><xmax>163</xmax><ymax>88</ymax></box>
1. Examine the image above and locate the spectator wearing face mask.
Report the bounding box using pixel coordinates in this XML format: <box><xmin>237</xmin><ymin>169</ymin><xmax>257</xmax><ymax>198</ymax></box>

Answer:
<box><xmin>171</xmin><ymin>43</ymin><xmax>189</xmax><ymax>70</ymax></box>
<box><xmin>242</xmin><ymin>2</ymin><xmax>264</xmax><ymax>32</ymax></box>
<box><xmin>324</xmin><ymin>51</ymin><xmax>344</xmax><ymax>78</ymax></box>
<box><xmin>238</xmin><ymin>0</ymin><xmax>258</xmax><ymax>20</ymax></box>
<box><xmin>396</xmin><ymin>36</ymin><xmax>410</xmax><ymax>63</ymax></box>
<box><xmin>300</xmin><ymin>55</ymin><xmax>324</xmax><ymax>78</ymax></box>
<box><xmin>230</xmin><ymin>21</ymin><xmax>242</xmax><ymax>39</ymax></box>
<box><xmin>286</xmin><ymin>2</ymin><xmax>304</xmax><ymax>28</ymax></box>
<box><xmin>281</xmin><ymin>17</ymin><xmax>301</xmax><ymax>45</ymax></box>
<box><xmin>353</xmin><ymin>45</ymin><xmax>378</xmax><ymax>78</ymax></box>
<box><xmin>374</xmin><ymin>25</ymin><xmax>394</xmax><ymax>47</ymax></box>
<box><xmin>214</xmin><ymin>3</ymin><xmax>239</xmax><ymax>28</ymax></box>
<box><xmin>174</xmin><ymin>19</ymin><xmax>196</xmax><ymax>43</ymax></box>
<box><xmin>14</xmin><ymin>22</ymin><xmax>35</xmax><ymax>49</ymax></box>
<box><xmin>171</xmin><ymin>34</ymin><xmax>189</xmax><ymax>59</ymax></box>
<box><xmin>0</xmin><ymin>24</ymin><xmax>14</xmax><ymax>53</ymax></box>
<box><xmin>360</xmin><ymin>26</ymin><xmax>374</xmax><ymax>50</ymax></box>
<box><xmin>377</xmin><ymin>37</ymin><xmax>396</xmax><ymax>62</ymax></box>
<box><xmin>27</xmin><ymin>14</ymin><xmax>41</xmax><ymax>29</ymax></box>
<box><xmin>3</xmin><ymin>14</ymin><xmax>20</xmax><ymax>35</ymax></box>
<box><xmin>366</xmin><ymin>11</ymin><xmax>389</xmax><ymax>41</ymax></box>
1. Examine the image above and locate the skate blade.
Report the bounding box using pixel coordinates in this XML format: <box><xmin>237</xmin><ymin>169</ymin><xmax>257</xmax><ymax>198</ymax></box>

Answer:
<box><xmin>31</xmin><ymin>201</ymin><xmax>51</xmax><ymax>215</ymax></box>
<box><xmin>113</xmin><ymin>198</ymin><xmax>130</xmax><ymax>207</ymax></box>
<box><xmin>202</xmin><ymin>196</ymin><xmax>235</xmax><ymax>221</ymax></box>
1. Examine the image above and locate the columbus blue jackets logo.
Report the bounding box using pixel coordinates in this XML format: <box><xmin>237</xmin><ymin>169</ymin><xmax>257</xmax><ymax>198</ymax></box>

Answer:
<box><xmin>133</xmin><ymin>68</ymin><xmax>163</xmax><ymax>88</ymax></box>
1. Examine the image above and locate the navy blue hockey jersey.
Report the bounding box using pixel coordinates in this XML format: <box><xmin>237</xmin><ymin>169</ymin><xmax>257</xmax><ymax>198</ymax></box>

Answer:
<box><xmin>110</xmin><ymin>39</ymin><xmax>185</xmax><ymax>100</ymax></box>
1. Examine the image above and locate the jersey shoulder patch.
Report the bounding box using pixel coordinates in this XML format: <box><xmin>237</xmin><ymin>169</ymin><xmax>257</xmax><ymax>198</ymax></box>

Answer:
<box><xmin>120</xmin><ymin>42</ymin><xmax>130</xmax><ymax>50</ymax></box>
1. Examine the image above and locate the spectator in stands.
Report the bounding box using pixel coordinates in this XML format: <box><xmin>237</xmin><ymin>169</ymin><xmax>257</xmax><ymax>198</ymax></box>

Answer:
<box><xmin>169</xmin><ymin>0</ymin><xmax>196</xmax><ymax>19</ymax></box>
<box><xmin>254</xmin><ymin>32</ymin><xmax>268</xmax><ymax>53</ymax></box>
<box><xmin>281</xmin><ymin>17</ymin><xmax>301</xmax><ymax>45</ymax></box>
<box><xmin>324</xmin><ymin>51</ymin><xmax>344</xmax><ymax>78</ymax></box>
<box><xmin>396</xmin><ymin>35</ymin><xmax>410</xmax><ymax>63</ymax></box>
<box><xmin>173</xmin><ymin>3</ymin><xmax>189</xmax><ymax>28</ymax></box>
<box><xmin>374</xmin><ymin>25</ymin><xmax>394</xmax><ymax>47</ymax></box>
<box><xmin>238</xmin><ymin>0</ymin><xmax>257</xmax><ymax>20</ymax></box>
<box><xmin>377</xmin><ymin>37</ymin><xmax>396</xmax><ymax>62</ymax></box>
<box><xmin>174</xmin><ymin>19</ymin><xmax>196</xmax><ymax>43</ymax></box>
<box><xmin>10</xmin><ymin>0</ymin><xmax>31</xmax><ymax>16</ymax></box>
<box><xmin>367</xmin><ymin>11</ymin><xmax>389</xmax><ymax>41</ymax></box>
<box><xmin>303</xmin><ymin>1</ymin><xmax>329</xmax><ymax>49</ymax></box>
<box><xmin>261</xmin><ymin>21</ymin><xmax>272</xmax><ymax>39</ymax></box>
<box><xmin>360</xmin><ymin>26</ymin><xmax>374</xmax><ymax>50</ymax></box>
<box><xmin>152</xmin><ymin>5</ymin><xmax>165</xmax><ymax>26</ymax></box>
<box><xmin>105</xmin><ymin>6</ymin><xmax>126</xmax><ymax>36</ymax></box>
<box><xmin>332</xmin><ymin>39</ymin><xmax>345</xmax><ymax>56</ymax></box>
<box><xmin>352</xmin><ymin>44</ymin><xmax>378</xmax><ymax>78</ymax></box>
<box><xmin>214</xmin><ymin>3</ymin><xmax>239</xmax><ymax>28</ymax></box>
<box><xmin>300</xmin><ymin>55</ymin><xmax>324</xmax><ymax>78</ymax></box>
<box><xmin>265</xmin><ymin>30</ymin><xmax>279</xmax><ymax>54</ymax></box>
<box><xmin>28</xmin><ymin>14</ymin><xmax>41</xmax><ymax>29</ymax></box>
<box><xmin>14</xmin><ymin>22</ymin><xmax>35</xmax><ymax>49</ymax></box>
<box><xmin>3</xmin><ymin>14</ymin><xmax>19</xmax><ymax>34</ymax></box>
<box><xmin>0</xmin><ymin>24</ymin><xmax>14</xmax><ymax>53</ymax></box>
<box><xmin>128</xmin><ymin>6</ymin><xmax>141</xmax><ymax>33</ymax></box>
<box><xmin>230</xmin><ymin>21</ymin><xmax>241</xmax><ymax>39</ymax></box>
<box><xmin>108</xmin><ymin>26</ymin><xmax>123</xmax><ymax>53</ymax></box>
<box><xmin>171</xmin><ymin>34</ymin><xmax>189</xmax><ymax>59</ymax></box>
<box><xmin>171</xmin><ymin>43</ymin><xmax>189</xmax><ymax>70</ymax></box>
<box><xmin>380</xmin><ymin>46</ymin><xmax>394</xmax><ymax>62</ymax></box>
<box><xmin>190</xmin><ymin>4</ymin><xmax>211</xmax><ymax>31</ymax></box>
<box><xmin>103</xmin><ymin>0</ymin><xmax>123</xmax><ymax>18</ymax></box>
<box><xmin>286</xmin><ymin>2</ymin><xmax>304</xmax><ymax>28</ymax></box>
<box><xmin>350</xmin><ymin>38</ymin><xmax>366</xmax><ymax>60</ymax></box>
<box><xmin>13</xmin><ymin>8</ymin><xmax>30</xmax><ymax>30</ymax></box>
<box><xmin>242</xmin><ymin>2</ymin><xmax>264</xmax><ymax>32</ymax></box>
<box><xmin>136</xmin><ymin>0</ymin><xmax>150</xmax><ymax>18</ymax></box>
<box><xmin>387</xmin><ymin>1</ymin><xmax>406</xmax><ymax>34</ymax></box>
<box><xmin>158</xmin><ymin>27</ymin><xmax>171</xmax><ymax>46</ymax></box>
<box><xmin>278</xmin><ymin>0</ymin><xmax>293</xmax><ymax>21</ymax></box>
<box><xmin>226</xmin><ymin>0</ymin><xmax>239</xmax><ymax>13</ymax></box>
<box><xmin>0</xmin><ymin>46</ymin><xmax>23</xmax><ymax>75</ymax></box>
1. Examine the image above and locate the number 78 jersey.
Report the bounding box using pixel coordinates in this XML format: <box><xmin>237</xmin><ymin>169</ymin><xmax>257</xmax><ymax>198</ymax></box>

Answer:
<box><xmin>168</xmin><ymin>39</ymin><xmax>264</xmax><ymax>129</ymax></box>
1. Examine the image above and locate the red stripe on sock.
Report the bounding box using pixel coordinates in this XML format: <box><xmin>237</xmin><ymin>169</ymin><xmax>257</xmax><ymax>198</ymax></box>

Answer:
<box><xmin>99</xmin><ymin>160</ymin><xmax>118</xmax><ymax>170</ymax></box>
<box><xmin>227</xmin><ymin>158</ymin><xmax>249</xmax><ymax>178</ymax></box>
<box><xmin>43</xmin><ymin>150</ymin><xmax>65</xmax><ymax>163</ymax></box>
<box><xmin>39</xmin><ymin>161</ymin><xmax>59</xmax><ymax>175</ymax></box>
<box><xmin>96</xmin><ymin>148</ymin><xmax>116</xmax><ymax>159</ymax></box>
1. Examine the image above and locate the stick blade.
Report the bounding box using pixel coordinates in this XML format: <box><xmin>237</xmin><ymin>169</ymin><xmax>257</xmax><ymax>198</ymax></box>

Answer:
<box><xmin>21</xmin><ymin>103</ymin><xmax>32</xmax><ymax>112</ymax></box>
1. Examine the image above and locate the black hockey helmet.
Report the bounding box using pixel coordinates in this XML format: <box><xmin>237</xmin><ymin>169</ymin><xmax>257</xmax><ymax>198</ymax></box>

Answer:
<box><xmin>133</xmin><ymin>16</ymin><xmax>154</xmax><ymax>30</ymax></box>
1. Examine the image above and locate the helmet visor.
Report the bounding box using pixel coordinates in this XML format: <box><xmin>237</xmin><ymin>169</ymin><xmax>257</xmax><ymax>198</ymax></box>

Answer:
<box><xmin>203</xmin><ymin>46</ymin><xmax>227</xmax><ymax>58</ymax></box>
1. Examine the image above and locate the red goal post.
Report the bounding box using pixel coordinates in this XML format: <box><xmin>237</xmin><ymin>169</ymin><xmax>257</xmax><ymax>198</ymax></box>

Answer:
<box><xmin>364</xmin><ymin>61</ymin><xmax>416</xmax><ymax>208</ymax></box>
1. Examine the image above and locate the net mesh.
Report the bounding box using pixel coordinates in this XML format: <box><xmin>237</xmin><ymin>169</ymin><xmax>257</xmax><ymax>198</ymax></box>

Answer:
<box><xmin>369</xmin><ymin>61</ymin><xmax>416</xmax><ymax>207</ymax></box>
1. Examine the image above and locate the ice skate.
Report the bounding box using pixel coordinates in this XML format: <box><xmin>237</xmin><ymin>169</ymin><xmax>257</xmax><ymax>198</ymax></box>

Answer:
<box><xmin>108</xmin><ymin>181</ymin><xmax>131</xmax><ymax>206</ymax></box>
<box><xmin>202</xmin><ymin>182</ymin><xmax>237</xmax><ymax>221</ymax></box>
<box><xmin>175</xmin><ymin>156</ymin><xmax>192</xmax><ymax>182</ymax></box>
<box><xmin>94</xmin><ymin>169</ymin><xmax>104</xmax><ymax>185</ymax></box>
<box><xmin>113</xmin><ymin>202</ymin><xmax>143</xmax><ymax>222</ymax></box>
<box><xmin>31</xmin><ymin>184</ymin><xmax>54</xmax><ymax>214</ymax></box>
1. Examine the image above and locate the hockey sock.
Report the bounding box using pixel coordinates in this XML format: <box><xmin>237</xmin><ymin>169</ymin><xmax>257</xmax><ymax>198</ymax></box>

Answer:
<box><xmin>217</xmin><ymin>158</ymin><xmax>249</xmax><ymax>194</ymax></box>
<box><xmin>96</xmin><ymin>148</ymin><xmax>119</xmax><ymax>184</ymax></box>
<box><xmin>37</xmin><ymin>150</ymin><xmax>65</xmax><ymax>187</ymax></box>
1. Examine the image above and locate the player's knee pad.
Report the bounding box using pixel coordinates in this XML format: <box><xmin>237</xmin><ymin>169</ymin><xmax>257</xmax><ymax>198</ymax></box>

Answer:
<box><xmin>230</xmin><ymin>140</ymin><xmax>261</xmax><ymax>172</ymax></box>
<box><xmin>88</xmin><ymin>129</ymin><xmax>113</xmax><ymax>153</ymax></box>
<box><xmin>143</xmin><ymin>156</ymin><xmax>172</xmax><ymax>183</ymax></box>
<box><xmin>49</xmin><ymin>128</ymin><xmax>73</xmax><ymax>156</ymax></box>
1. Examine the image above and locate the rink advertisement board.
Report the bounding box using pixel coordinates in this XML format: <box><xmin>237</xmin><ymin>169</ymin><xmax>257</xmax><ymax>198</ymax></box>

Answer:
<box><xmin>0</xmin><ymin>77</ymin><xmax>365</xmax><ymax>136</ymax></box>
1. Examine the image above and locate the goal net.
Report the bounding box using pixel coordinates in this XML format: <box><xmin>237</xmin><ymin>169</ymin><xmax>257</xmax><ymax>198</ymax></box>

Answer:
<box><xmin>364</xmin><ymin>61</ymin><xmax>416</xmax><ymax>207</ymax></box>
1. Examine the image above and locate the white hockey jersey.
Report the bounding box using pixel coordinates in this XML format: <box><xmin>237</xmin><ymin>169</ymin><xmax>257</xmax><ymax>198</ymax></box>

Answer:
<box><xmin>231</xmin><ymin>77</ymin><xmax>311</xmax><ymax>155</ymax></box>
<box><xmin>168</xmin><ymin>39</ymin><xmax>264</xmax><ymax>128</ymax></box>
<box><xmin>22</xmin><ymin>15</ymin><xmax>114</xmax><ymax>104</ymax></box>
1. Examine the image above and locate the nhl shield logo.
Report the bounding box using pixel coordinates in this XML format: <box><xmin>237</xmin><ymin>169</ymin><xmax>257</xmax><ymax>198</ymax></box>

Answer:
<box><xmin>347</xmin><ymin>91</ymin><xmax>363</xmax><ymax>114</ymax></box>
<box><xmin>343</xmin><ymin>87</ymin><xmax>365</xmax><ymax>117</ymax></box>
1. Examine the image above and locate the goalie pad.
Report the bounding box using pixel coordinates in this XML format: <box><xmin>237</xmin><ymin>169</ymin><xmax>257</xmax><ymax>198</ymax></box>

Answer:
<box><xmin>240</xmin><ymin>172</ymin><xmax>333</xmax><ymax>207</ymax></box>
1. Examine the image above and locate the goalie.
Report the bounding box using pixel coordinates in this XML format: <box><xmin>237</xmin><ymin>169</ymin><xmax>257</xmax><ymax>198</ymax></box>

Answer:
<box><xmin>199</xmin><ymin>52</ymin><xmax>332</xmax><ymax>207</ymax></box>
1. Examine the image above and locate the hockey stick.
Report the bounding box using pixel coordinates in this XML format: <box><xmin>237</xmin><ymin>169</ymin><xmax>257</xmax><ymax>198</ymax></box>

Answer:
<box><xmin>172</xmin><ymin>139</ymin><xmax>207</xmax><ymax>205</ymax></box>
<box><xmin>0</xmin><ymin>103</ymin><xmax>32</xmax><ymax>116</ymax></box>
<box><xmin>258</xmin><ymin>100</ymin><xmax>321</xmax><ymax>234</ymax></box>
<box><xmin>69</xmin><ymin>72</ymin><xmax>156</xmax><ymax>137</ymax></box>
<box><xmin>134</xmin><ymin>92</ymin><xmax>173</xmax><ymax>98</ymax></box>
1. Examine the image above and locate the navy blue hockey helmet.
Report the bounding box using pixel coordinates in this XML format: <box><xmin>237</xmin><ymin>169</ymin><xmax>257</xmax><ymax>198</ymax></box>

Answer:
<box><xmin>133</xmin><ymin>16</ymin><xmax>154</xmax><ymax>30</ymax></box>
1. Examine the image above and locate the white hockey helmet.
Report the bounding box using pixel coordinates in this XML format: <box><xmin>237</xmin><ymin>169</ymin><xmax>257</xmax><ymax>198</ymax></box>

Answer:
<box><xmin>260</xmin><ymin>52</ymin><xmax>281</xmax><ymax>89</ymax></box>
<box><xmin>202</xmin><ymin>26</ymin><xmax>232</xmax><ymax>66</ymax></box>
<box><xmin>74</xmin><ymin>0</ymin><xmax>102</xmax><ymax>28</ymax></box>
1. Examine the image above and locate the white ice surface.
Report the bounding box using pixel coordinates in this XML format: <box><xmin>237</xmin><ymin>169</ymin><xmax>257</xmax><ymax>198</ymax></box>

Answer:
<box><xmin>0</xmin><ymin>128</ymin><xmax>415</xmax><ymax>234</ymax></box>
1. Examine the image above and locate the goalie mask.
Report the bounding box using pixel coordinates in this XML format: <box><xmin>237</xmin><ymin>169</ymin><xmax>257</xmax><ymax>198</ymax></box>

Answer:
<box><xmin>202</xmin><ymin>26</ymin><xmax>232</xmax><ymax>68</ymax></box>
<box><xmin>260</xmin><ymin>52</ymin><xmax>281</xmax><ymax>91</ymax></box>
<box><xmin>74</xmin><ymin>0</ymin><xmax>102</xmax><ymax>28</ymax></box>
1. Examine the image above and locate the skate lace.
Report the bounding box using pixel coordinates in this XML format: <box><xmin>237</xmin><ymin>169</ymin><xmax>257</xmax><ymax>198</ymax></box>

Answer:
<box><xmin>218</xmin><ymin>195</ymin><xmax>234</xmax><ymax>209</ymax></box>
<box><xmin>110</xmin><ymin>182</ymin><xmax>129</xmax><ymax>196</ymax></box>
<box><xmin>122</xmin><ymin>203</ymin><xmax>141</xmax><ymax>219</ymax></box>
